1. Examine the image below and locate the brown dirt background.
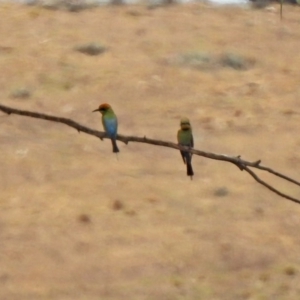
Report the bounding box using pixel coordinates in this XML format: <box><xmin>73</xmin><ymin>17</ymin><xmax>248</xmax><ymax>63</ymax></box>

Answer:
<box><xmin>1</xmin><ymin>2</ymin><xmax>300</xmax><ymax>299</ymax></box>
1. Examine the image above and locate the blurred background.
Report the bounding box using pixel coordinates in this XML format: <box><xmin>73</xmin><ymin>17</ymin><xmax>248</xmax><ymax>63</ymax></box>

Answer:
<box><xmin>1</xmin><ymin>2</ymin><xmax>300</xmax><ymax>299</ymax></box>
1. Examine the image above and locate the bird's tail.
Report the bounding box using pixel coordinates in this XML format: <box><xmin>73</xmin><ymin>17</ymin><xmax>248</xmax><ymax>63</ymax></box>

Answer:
<box><xmin>187</xmin><ymin>162</ymin><xmax>194</xmax><ymax>178</ymax></box>
<box><xmin>181</xmin><ymin>151</ymin><xmax>194</xmax><ymax>178</ymax></box>
<box><xmin>111</xmin><ymin>139</ymin><xmax>120</xmax><ymax>153</ymax></box>
<box><xmin>180</xmin><ymin>151</ymin><xmax>186</xmax><ymax>164</ymax></box>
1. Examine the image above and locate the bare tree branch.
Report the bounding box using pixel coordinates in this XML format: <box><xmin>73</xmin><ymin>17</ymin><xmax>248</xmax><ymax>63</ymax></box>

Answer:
<box><xmin>243</xmin><ymin>166</ymin><xmax>300</xmax><ymax>204</ymax></box>
<box><xmin>0</xmin><ymin>103</ymin><xmax>299</xmax><ymax>204</ymax></box>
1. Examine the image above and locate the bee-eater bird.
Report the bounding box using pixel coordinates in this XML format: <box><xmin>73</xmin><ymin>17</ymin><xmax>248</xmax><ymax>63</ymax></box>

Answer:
<box><xmin>177</xmin><ymin>117</ymin><xmax>194</xmax><ymax>179</ymax></box>
<box><xmin>93</xmin><ymin>103</ymin><xmax>120</xmax><ymax>153</ymax></box>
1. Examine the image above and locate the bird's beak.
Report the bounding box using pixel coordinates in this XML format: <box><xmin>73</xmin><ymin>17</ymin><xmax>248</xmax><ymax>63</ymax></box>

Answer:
<box><xmin>92</xmin><ymin>108</ymin><xmax>99</xmax><ymax>113</ymax></box>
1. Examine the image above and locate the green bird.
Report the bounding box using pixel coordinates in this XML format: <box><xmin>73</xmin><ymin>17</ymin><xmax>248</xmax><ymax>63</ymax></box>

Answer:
<box><xmin>177</xmin><ymin>117</ymin><xmax>194</xmax><ymax>179</ymax></box>
<box><xmin>93</xmin><ymin>103</ymin><xmax>120</xmax><ymax>153</ymax></box>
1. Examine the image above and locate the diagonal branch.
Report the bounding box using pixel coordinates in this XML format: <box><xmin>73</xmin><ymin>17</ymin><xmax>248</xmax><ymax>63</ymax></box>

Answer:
<box><xmin>0</xmin><ymin>103</ymin><xmax>299</xmax><ymax>204</ymax></box>
<box><xmin>254</xmin><ymin>164</ymin><xmax>300</xmax><ymax>186</ymax></box>
<box><xmin>243</xmin><ymin>167</ymin><xmax>300</xmax><ymax>204</ymax></box>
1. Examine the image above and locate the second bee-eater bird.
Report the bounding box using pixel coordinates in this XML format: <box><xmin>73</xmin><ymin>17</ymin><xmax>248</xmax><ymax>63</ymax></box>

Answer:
<box><xmin>177</xmin><ymin>117</ymin><xmax>194</xmax><ymax>179</ymax></box>
<box><xmin>93</xmin><ymin>103</ymin><xmax>120</xmax><ymax>153</ymax></box>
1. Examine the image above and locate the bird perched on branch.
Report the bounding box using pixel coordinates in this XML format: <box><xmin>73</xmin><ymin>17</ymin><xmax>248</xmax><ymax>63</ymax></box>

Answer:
<box><xmin>93</xmin><ymin>103</ymin><xmax>119</xmax><ymax>153</ymax></box>
<box><xmin>177</xmin><ymin>117</ymin><xmax>194</xmax><ymax>179</ymax></box>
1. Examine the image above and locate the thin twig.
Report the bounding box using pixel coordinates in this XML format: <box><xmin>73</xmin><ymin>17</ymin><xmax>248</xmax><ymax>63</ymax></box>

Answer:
<box><xmin>255</xmin><ymin>164</ymin><xmax>300</xmax><ymax>187</ymax></box>
<box><xmin>244</xmin><ymin>166</ymin><xmax>300</xmax><ymax>205</ymax></box>
<box><xmin>0</xmin><ymin>103</ymin><xmax>299</xmax><ymax>204</ymax></box>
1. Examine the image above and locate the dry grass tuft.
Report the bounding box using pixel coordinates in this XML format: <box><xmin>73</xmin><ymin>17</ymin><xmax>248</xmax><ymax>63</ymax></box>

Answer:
<box><xmin>219</xmin><ymin>52</ymin><xmax>255</xmax><ymax>70</ymax></box>
<box><xmin>74</xmin><ymin>42</ymin><xmax>107</xmax><ymax>56</ymax></box>
<box><xmin>32</xmin><ymin>0</ymin><xmax>99</xmax><ymax>11</ymax></box>
<box><xmin>10</xmin><ymin>88</ymin><xmax>32</xmax><ymax>99</ymax></box>
<box><xmin>167</xmin><ymin>51</ymin><xmax>256</xmax><ymax>71</ymax></box>
<box><xmin>284</xmin><ymin>266</ymin><xmax>297</xmax><ymax>276</ymax></box>
<box><xmin>214</xmin><ymin>187</ymin><xmax>229</xmax><ymax>197</ymax></box>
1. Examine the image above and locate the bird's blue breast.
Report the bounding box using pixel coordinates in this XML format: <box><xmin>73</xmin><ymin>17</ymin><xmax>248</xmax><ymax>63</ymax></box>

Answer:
<box><xmin>103</xmin><ymin>117</ymin><xmax>118</xmax><ymax>138</ymax></box>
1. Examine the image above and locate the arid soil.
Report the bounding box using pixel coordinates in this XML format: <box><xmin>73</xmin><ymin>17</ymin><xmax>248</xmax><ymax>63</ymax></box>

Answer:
<box><xmin>1</xmin><ymin>2</ymin><xmax>300</xmax><ymax>299</ymax></box>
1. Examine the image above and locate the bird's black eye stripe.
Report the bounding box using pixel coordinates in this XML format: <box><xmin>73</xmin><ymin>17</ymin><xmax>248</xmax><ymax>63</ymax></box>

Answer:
<box><xmin>181</xmin><ymin>122</ymin><xmax>190</xmax><ymax>126</ymax></box>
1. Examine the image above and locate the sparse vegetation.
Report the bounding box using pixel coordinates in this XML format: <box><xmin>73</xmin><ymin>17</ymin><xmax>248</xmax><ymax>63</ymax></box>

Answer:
<box><xmin>74</xmin><ymin>42</ymin><xmax>107</xmax><ymax>56</ymax></box>
<box><xmin>284</xmin><ymin>266</ymin><xmax>297</xmax><ymax>276</ymax></box>
<box><xmin>32</xmin><ymin>0</ymin><xmax>99</xmax><ymax>11</ymax></box>
<box><xmin>219</xmin><ymin>52</ymin><xmax>253</xmax><ymax>70</ymax></box>
<box><xmin>10</xmin><ymin>88</ymin><xmax>31</xmax><ymax>99</ymax></box>
<box><xmin>176</xmin><ymin>52</ymin><xmax>213</xmax><ymax>70</ymax></box>
<box><xmin>214</xmin><ymin>187</ymin><xmax>229</xmax><ymax>197</ymax></box>
<box><xmin>169</xmin><ymin>51</ymin><xmax>255</xmax><ymax>71</ymax></box>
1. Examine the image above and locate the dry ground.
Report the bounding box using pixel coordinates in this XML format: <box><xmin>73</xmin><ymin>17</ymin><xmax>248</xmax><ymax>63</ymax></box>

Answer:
<box><xmin>1</xmin><ymin>2</ymin><xmax>300</xmax><ymax>299</ymax></box>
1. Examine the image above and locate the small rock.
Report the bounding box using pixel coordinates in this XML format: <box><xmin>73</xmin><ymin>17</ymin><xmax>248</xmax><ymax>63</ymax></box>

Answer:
<box><xmin>112</xmin><ymin>200</ymin><xmax>124</xmax><ymax>211</ymax></box>
<box><xmin>284</xmin><ymin>266</ymin><xmax>297</xmax><ymax>276</ymax></box>
<box><xmin>78</xmin><ymin>214</ymin><xmax>91</xmax><ymax>223</ymax></box>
